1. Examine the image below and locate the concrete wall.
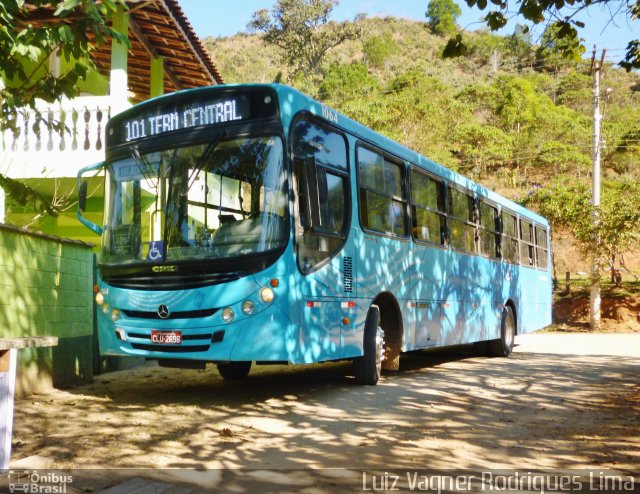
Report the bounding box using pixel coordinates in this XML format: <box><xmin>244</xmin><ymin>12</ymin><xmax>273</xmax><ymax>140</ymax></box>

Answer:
<box><xmin>0</xmin><ymin>224</ymin><xmax>95</xmax><ymax>395</ymax></box>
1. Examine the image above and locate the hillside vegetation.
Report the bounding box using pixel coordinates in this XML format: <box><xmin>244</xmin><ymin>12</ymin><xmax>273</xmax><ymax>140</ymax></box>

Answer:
<box><xmin>204</xmin><ymin>16</ymin><xmax>640</xmax><ymax>275</ymax></box>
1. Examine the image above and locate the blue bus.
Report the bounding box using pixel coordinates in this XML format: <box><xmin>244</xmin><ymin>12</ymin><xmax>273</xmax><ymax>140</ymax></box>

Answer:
<box><xmin>78</xmin><ymin>84</ymin><xmax>552</xmax><ymax>385</ymax></box>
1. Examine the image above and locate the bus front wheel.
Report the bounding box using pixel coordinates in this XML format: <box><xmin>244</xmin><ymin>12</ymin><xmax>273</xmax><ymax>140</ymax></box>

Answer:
<box><xmin>217</xmin><ymin>361</ymin><xmax>252</xmax><ymax>380</ymax></box>
<box><xmin>353</xmin><ymin>305</ymin><xmax>383</xmax><ymax>385</ymax></box>
<box><xmin>489</xmin><ymin>306</ymin><xmax>516</xmax><ymax>357</ymax></box>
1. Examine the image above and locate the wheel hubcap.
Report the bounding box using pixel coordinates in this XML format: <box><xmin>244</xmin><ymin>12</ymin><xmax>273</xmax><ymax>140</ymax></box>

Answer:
<box><xmin>375</xmin><ymin>327</ymin><xmax>384</xmax><ymax>374</ymax></box>
<box><xmin>505</xmin><ymin>312</ymin><xmax>515</xmax><ymax>349</ymax></box>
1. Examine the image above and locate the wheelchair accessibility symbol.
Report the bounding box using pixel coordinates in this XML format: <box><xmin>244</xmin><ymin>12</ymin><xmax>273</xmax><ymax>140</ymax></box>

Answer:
<box><xmin>147</xmin><ymin>241</ymin><xmax>163</xmax><ymax>261</ymax></box>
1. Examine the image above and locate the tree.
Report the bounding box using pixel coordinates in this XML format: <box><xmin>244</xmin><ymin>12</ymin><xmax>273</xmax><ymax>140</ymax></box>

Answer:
<box><xmin>425</xmin><ymin>0</ymin><xmax>462</xmax><ymax>36</ymax></box>
<box><xmin>363</xmin><ymin>34</ymin><xmax>399</xmax><ymax>69</ymax></box>
<box><xmin>535</xmin><ymin>22</ymin><xmax>585</xmax><ymax>72</ymax></box>
<box><xmin>247</xmin><ymin>0</ymin><xmax>360</xmax><ymax>77</ymax></box>
<box><xmin>555</xmin><ymin>72</ymin><xmax>592</xmax><ymax>112</ymax></box>
<box><xmin>608</xmin><ymin>128</ymin><xmax>640</xmax><ymax>175</ymax></box>
<box><xmin>319</xmin><ymin>62</ymin><xmax>379</xmax><ymax>99</ymax></box>
<box><xmin>0</xmin><ymin>0</ymin><xmax>128</xmax><ymax>215</ymax></box>
<box><xmin>496</xmin><ymin>77</ymin><xmax>543</xmax><ymax>134</ymax></box>
<box><xmin>536</xmin><ymin>141</ymin><xmax>590</xmax><ymax>176</ymax></box>
<box><xmin>526</xmin><ymin>180</ymin><xmax>640</xmax><ymax>282</ymax></box>
<box><xmin>443</xmin><ymin>0</ymin><xmax>640</xmax><ymax>70</ymax></box>
<box><xmin>507</xmin><ymin>24</ymin><xmax>534</xmax><ymax>70</ymax></box>
<box><xmin>451</xmin><ymin>123</ymin><xmax>514</xmax><ymax>177</ymax></box>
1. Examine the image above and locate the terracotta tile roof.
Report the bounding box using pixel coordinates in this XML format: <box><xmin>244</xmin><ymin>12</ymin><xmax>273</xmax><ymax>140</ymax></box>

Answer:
<box><xmin>23</xmin><ymin>0</ymin><xmax>224</xmax><ymax>102</ymax></box>
<box><xmin>162</xmin><ymin>0</ymin><xmax>223</xmax><ymax>83</ymax></box>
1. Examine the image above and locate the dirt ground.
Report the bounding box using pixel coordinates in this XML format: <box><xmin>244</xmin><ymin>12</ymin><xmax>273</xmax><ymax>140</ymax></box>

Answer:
<box><xmin>553</xmin><ymin>291</ymin><xmax>640</xmax><ymax>333</ymax></box>
<box><xmin>549</xmin><ymin>282</ymin><xmax>640</xmax><ymax>333</ymax></box>
<box><xmin>548</xmin><ymin>227</ymin><xmax>640</xmax><ymax>334</ymax></box>
<box><xmin>9</xmin><ymin>333</ymin><xmax>640</xmax><ymax>492</ymax></box>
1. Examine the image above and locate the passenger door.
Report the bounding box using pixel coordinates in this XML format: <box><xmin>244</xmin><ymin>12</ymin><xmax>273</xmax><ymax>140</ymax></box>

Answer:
<box><xmin>291</xmin><ymin>115</ymin><xmax>354</xmax><ymax>361</ymax></box>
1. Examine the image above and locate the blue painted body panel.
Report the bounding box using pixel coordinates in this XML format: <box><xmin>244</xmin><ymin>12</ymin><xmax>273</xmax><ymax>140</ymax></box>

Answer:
<box><xmin>93</xmin><ymin>84</ymin><xmax>553</xmax><ymax>365</ymax></box>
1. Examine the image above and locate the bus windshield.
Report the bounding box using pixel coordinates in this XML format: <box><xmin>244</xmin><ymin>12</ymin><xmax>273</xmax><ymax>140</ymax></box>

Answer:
<box><xmin>102</xmin><ymin>135</ymin><xmax>288</xmax><ymax>265</ymax></box>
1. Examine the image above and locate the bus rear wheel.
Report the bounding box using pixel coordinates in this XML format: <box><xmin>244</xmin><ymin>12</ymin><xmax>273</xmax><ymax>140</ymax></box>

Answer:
<box><xmin>217</xmin><ymin>361</ymin><xmax>252</xmax><ymax>380</ymax></box>
<box><xmin>353</xmin><ymin>305</ymin><xmax>383</xmax><ymax>385</ymax></box>
<box><xmin>489</xmin><ymin>306</ymin><xmax>516</xmax><ymax>357</ymax></box>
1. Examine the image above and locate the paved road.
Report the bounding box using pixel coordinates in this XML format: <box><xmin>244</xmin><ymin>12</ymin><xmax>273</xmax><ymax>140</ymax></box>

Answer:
<box><xmin>9</xmin><ymin>333</ymin><xmax>640</xmax><ymax>493</ymax></box>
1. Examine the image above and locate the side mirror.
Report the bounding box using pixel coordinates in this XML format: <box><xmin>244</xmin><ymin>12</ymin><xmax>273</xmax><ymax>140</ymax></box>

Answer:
<box><xmin>77</xmin><ymin>161</ymin><xmax>104</xmax><ymax>235</ymax></box>
<box><xmin>78</xmin><ymin>180</ymin><xmax>88</xmax><ymax>212</ymax></box>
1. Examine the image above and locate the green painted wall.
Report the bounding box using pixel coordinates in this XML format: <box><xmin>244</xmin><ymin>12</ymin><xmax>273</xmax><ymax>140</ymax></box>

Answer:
<box><xmin>5</xmin><ymin>177</ymin><xmax>105</xmax><ymax>246</ymax></box>
<box><xmin>1</xmin><ymin>52</ymin><xmax>109</xmax><ymax>97</ymax></box>
<box><xmin>1</xmin><ymin>58</ymin><xmax>48</xmax><ymax>89</ymax></box>
<box><xmin>60</xmin><ymin>55</ymin><xmax>109</xmax><ymax>96</ymax></box>
<box><xmin>0</xmin><ymin>224</ymin><xmax>95</xmax><ymax>395</ymax></box>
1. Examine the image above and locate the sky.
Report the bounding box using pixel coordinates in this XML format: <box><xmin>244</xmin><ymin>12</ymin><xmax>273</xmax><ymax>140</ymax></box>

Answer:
<box><xmin>179</xmin><ymin>0</ymin><xmax>638</xmax><ymax>64</ymax></box>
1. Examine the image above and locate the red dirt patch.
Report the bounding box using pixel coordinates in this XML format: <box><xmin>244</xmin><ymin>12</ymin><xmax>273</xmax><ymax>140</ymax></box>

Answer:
<box><xmin>554</xmin><ymin>293</ymin><xmax>640</xmax><ymax>333</ymax></box>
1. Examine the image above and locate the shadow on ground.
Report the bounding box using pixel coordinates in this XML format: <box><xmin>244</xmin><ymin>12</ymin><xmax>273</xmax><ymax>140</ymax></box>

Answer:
<box><xmin>11</xmin><ymin>336</ymin><xmax>640</xmax><ymax>492</ymax></box>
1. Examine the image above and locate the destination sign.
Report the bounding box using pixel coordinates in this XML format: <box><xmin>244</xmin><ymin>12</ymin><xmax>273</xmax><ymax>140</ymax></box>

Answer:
<box><xmin>107</xmin><ymin>88</ymin><xmax>278</xmax><ymax>148</ymax></box>
<box><xmin>122</xmin><ymin>99</ymin><xmax>241</xmax><ymax>142</ymax></box>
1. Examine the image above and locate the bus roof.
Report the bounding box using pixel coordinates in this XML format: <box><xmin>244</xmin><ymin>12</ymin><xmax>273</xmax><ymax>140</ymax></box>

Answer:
<box><xmin>269</xmin><ymin>83</ymin><xmax>548</xmax><ymax>227</ymax></box>
<box><xmin>113</xmin><ymin>82</ymin><xmax>549</xmax><ymax>227</ymax></box>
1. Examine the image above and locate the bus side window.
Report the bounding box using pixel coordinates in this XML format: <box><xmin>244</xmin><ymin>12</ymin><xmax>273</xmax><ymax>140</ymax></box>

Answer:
<box><xmin>410</xmin><ymin>169</ymin><xmax>446</xmax><ymax>246</ymax></box>
<box><xmin>292</xmin><ymin>117</ymin><xmax>350</xmax><ymax>274</ymax></box>
<box><xmin>519</xmin><ymin>219</ymin><xmax>535</xmax><ymax>266</ymax></box>
<box><xmin>447</xmin><ymin>186</ymin><xmax>475</xmax><ymax>254</ymax></box>
<box><xmin>478</xmin><ymin>200</ymin><xmax>499</xmax><ymax>258</ymax></box>
<box><xmin>297</xmin><ymin>161</ymin><xmax>345</xmax><ymax>234</ymax></box>
<box><xmin>358</xmin><ymin>146</ymin><xmax>407</xmax><ymax>237</ymax></box>
<box><xmin>501</xmin><ymin>210</ymin><xmax>519</xmax><ymax>264</ymax></box>
<box><xmin>535</xmin><ymin>226</ymin><xmax>549</xmax><ymax>270</ymax></box>
<box><xmin>296</xmin><ymin>157</ymin><xmax>321</xmax><ymax>230</ymax></box>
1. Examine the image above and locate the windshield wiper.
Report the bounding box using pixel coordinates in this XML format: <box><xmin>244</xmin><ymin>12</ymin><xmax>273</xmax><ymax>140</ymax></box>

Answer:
<box><xmin>130</xmin><ymin>146</ymin><xmax>157</xmax><ymax>191</ymax></box>
<box><xmin>161</xmin><ymin>148</ymin><xmax>180</xmax><ymax>260</ymax></box>
<box><xmin>187</xmin><ymin>130</ymin><xmax>228</xmax><ymax>189</ymax></box>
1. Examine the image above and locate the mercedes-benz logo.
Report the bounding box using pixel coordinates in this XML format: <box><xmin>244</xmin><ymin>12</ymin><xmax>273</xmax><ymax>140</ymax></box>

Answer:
<box><xmin>157</xmin><ymin>304</ymin><xmax>170</xmax><ymax>319</ymax></box>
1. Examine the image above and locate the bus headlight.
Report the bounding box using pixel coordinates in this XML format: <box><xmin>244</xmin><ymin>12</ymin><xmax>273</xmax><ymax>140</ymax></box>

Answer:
<box><xmin>222</xmin><ymin>307</ymin><xmax>234</xmax><ymax>323</ymax></box>
<box><xmin>95</xmin><ymin>292</ymin><xmax>104</xmax><ymax>305</ymax></box>
<box><xmin>242</xmin><ymin>300</ymin><xmax>255</xmax><ymax>315</ymax></box>
<box><xmin>260</xmin><ymin>287</ymin><xmax>274</xmax><ymax>303</ymax></box>
<box><xmin>110</xmin><ymin>309</ymin><xmax>121</xmax><ymax>322</ymax></box>
<box><xmin>102</xmin><ymin>303</ymin><xmax>110</xmax><ymax>315</ymax></box>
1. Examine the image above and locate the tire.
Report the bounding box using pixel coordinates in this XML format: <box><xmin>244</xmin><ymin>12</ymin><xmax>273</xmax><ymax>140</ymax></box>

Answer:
<box><xmin>489</xmin><ymin>305</ymin><xmax>516</xmax><ymax>357</ymax></box>
<box><xmin>353</xmin><ymin>305</ymin><xmax>384</xmax><ymax>385</ymax></box>
<box><xmin>217</xmin><ymin>361</ymin><xmax>252</xmax><ymax>380</ymax></box>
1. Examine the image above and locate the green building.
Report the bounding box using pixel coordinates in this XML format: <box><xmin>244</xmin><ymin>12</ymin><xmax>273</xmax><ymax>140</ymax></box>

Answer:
<box><xmin>0</xmin><ymin>0</ymin><xmax>224</xmax><ymax>393</ymax></box>
<box><xmin>1</xmin><ymin>0</ymin><xmax>224</xmax><ymax>244</ymax></box>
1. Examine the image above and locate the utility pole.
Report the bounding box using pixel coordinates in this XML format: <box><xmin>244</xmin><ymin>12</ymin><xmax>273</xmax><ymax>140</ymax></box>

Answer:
<box><xmin>589</xmin><ymin>48</ymin><xmax>606</xmax><ymax>331</ymax></box>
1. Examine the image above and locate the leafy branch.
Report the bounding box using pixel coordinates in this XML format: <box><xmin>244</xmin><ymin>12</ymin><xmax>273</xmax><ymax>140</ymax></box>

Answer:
<box><xmin>0</xmin><ymin>0</ymin><xmax>129</xmax><ymax>217</ymax></box>
<box><xmin>443</xmin><ymin>0</ymin><xmax>640</xmax><ymax>70</ymax></box>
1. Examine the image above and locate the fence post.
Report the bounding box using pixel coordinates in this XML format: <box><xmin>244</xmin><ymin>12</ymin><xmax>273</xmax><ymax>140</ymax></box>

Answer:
<box><xmin>0</xmin><ymin>337</ymin><xmax>58</xmax><ymax>470</ymax></box>
<box><xmin>0</xmin><ymin>348</ymin><xmax>17</xmax><ymax>471</ymax></box>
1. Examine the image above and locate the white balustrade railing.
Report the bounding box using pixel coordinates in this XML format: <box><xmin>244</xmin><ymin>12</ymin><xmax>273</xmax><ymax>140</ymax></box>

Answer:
<box><xmin>1</xmin><ymin>96</ymin><xmax>124</xmax><ymax>179</ymax></box>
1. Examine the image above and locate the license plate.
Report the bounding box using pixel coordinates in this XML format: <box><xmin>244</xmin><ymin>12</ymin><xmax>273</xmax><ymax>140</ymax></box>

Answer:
<box><xmin>150</xmin><ymin>330</ymin><xmax>182</xmax><ymax>344</ymax></box>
